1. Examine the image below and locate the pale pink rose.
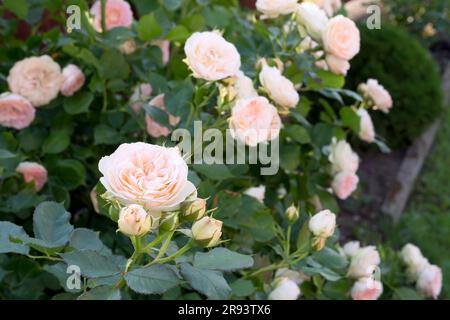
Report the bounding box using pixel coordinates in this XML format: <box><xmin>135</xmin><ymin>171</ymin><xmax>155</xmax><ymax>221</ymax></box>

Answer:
<box><xmin>0</xmin><ymin>93</ymin><xmax>35</xmax><ymax>130</ymax></box>
<box><xmin>401</xmin><ymin>244</ymin><xmax>430</xmax><ymax>281</ymax></box>
<box><xmin>119</xmin><ymin>39</ymin><xmax>137</xmax><ymax>55</ymax></box>
<box><xmin>323</xmin><ymin>15</ymin><xmax>360</xmax><ymax>61</ymax></box>
<box><xmin>98</xmin><ymin>142</ymin><xmax>196</xmax><ymax>211</ymax></box>
<box><xmin>309</xmin><ymin>209</ymin><xmax>336</xmax><ymax>238</ymax></box>
<box><xmin>356</xmin><ymin>108</ymin><xmax>375</xmax><ymax>143</ymax></box>
<box><xmin>145</xmin><ymin>94</ymin><xmax>180</xmax><ymax>138</ymax></box>
<box><xmin>332</xmin><ymin>171</ymin><xmax>359</xmax><ymax>200</ymax></box>
<box><xmin>244</xmin><ymin>185</ymin><xmax>266</xmax><ymax>203</ymax></box>
<box><xmin>359</xmin><ymin>79</ymin><xmax>393</xmax><ymax>113</ymax></box>
<box><xmin>256</xmin><ymin>0</ymin><xmax>298</xmax><ymax>19</ymax></box>
<box><xmin>296</xmin><ymin>3</ymin><xmax>329</xmax><ymax>41</ymax></box>
<box><xmin>16</xmin><ymin>162</ymin><xmax>48</xmax><ymax>192</ymax></box>
<box><xmin>306</xmin><ymin>0</ymin><xmax>342</xmax><ymax>17</ymax></box>
<box><xmin>153</xmin><ymin>40</ymin><xmax>170</xmax><ymax>65</ymax></box>
<box><xmin>259</xmin><ymin>63</ymin><xmax>300</xmax><ymax>111</ymax></box>
<box><xmin>351</xmin><ymin>277</ymin><xmax>383</xmax><ymax>300</ymax></box>
<box><xmin>90</xmin><ymin>0</ymin><xmax>133</xmax><ymax>32</ymax></box>
<box><xmin>7</xmin><ymin>55</ymin><xmax>63</xmax><ymax>107</ymax></box>
<box><xmin>325</xmin><ymin>55</ymin><xmax>350</xmax><ymax>75</ymax></box>
<box><xmin>345</xmin><ymin>0</ymin><xmax>380</xmax><ymax>21</ymax></box>
<box><xmin>60</xmin><ymin>64</ymin><xmax>85</xmax><ymax>97</ymax></box>
<box><xmin>234</xmin><ymin>71</ymin><xmax>258</xmax><ymax>99</ymax></box>
<box><xmin>129</xmin><ymin>83</ymin><xmax>153</xmax><ymax>113</ymax></box>
<box><xmin>229</xmin><ymin>96</ymin><xmax>282</xmax><ymax>147</ymax></box>
<box><xmin>328</xmin><ymin>138</ymin><xmax>359</xmax><ymax>174</ymax></box>
<box><xmin>416</xmin><ymin>264</ymin><xmax>442</xmax><ymax>299</ymax></box>
<box><xmin>347</xmin><ymin>246</ymin><xmax>380</xmax><ymax>279</ymax></box>
<box><xmin>184</xmin><ymin>31</ymin><xmax>241</xmax><ymax>81</ymax></box>
<box><xmin>268</xmin><ymin>277</ymin><xmax>301</xmax><ymax>300</ymax></box>
<box><xmin>342</xmin><ymin>241</ymin><xmax>360</xmax><ymax>258</ymax></box>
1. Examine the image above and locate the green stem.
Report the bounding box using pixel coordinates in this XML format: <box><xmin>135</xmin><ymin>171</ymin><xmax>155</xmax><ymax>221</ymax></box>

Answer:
<box><xmin>100</xmin><ymin>0</ymin><xmax>107</xmax><ymax>33</ymax></box>
<box><xmin>245</xmin><ymin>262</ymin><xmax>289</xmax><ymax>278</ymax></box>
<box><xmin>152</xmin><ymin>231</ymin><xmax>175</xmax><ymax>262</ymax></box>
<box><xmin>26</xmin><ymin>255</ymin><xmax>63</xmax><ymax>262</ymax></box>
<box><xmin>285</xmin><ymin>225</ymin><xmax>292</xmax><ymax>257</ymax></box>
<box><xmin>149</xmin><ymin>241</ymin><xmax>195</xmax><ymax>266</ymax></box>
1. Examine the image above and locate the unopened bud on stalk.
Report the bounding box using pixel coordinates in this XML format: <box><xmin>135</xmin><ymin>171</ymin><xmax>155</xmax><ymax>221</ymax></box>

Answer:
<box><xmin>118</xmin><ymin>204</ymin><xmax>152</xmax><ymax>236</ymax></box>
<box><xmin>181</xmin><ymin>198</ymin><xmax>207</xmax><ymax>222</ymax></box>
<box><xmin>285</xmin><ymin>204</ymin><xmax>299</xmax><ymax>223</ymax></box>
<box><xmin>192</xmin><ymin>216</ymin><xmax>223</xmax><ymax>248</ymax></box>
<box><xmin>309</xmin><ymin>209</ymin><xmax>336</xmax><ymax>251</ymax></box>
<box><xmin>159</xmin><ymin>211</ymin><xmax>179</xmax><ymax>232</ymax></box>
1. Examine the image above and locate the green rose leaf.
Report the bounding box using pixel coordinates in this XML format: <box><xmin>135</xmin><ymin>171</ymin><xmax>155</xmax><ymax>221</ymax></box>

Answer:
<box><xmin>69</xmin><ymin>228</ymin><xmax>111</xmax><ymax>255</ymax></box>
<box><xmin>42</xmin><ymin>130</ymin><xmax>70</xmax><ymax>154</ymax></box>
<box><xmin>193</xmin><ymin>248</ymin><xmax>254</xmax><ymax>272</ymax></box>
<box><xmin>125</xmin><ymin>265</ymin><xmax>181</xmax><ymax>295</ymax></box>
<box><xmin>60</xmin><ymin>250</ymin><xmax>125</xmax><ymax>278</ymax></box>
<box><xmin>340</xmin><ymin>107</ymin><xmax>361</xmax><ymax>134</ymax></box>
<box><xmin>63</xmin><ymin>91</ymin><xmax>94</xmax><ymax>115</ymax></box>
<box><xmin>0</xmin><ymin>221</ymin><xmax>30</xmax><ymax>254</ymax></box>
<box><xmin>77</xmin><ymin>286</ymin><xmax>121</xmax><ymax>300</ymax></box>
<box><xmin>137</xmin><ymin>13</ymin><xmax>163</xmax><ymax>41</ymax></box>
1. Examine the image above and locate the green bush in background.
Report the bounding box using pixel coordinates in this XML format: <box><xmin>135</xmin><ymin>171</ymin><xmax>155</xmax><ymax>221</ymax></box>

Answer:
<box><xmin>347</xmin><ymin>24</ymin><xmax>443</xmax><ymax>148</ymax></box>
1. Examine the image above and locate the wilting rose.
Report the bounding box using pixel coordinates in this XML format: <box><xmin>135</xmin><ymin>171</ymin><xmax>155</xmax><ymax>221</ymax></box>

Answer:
<box><xmin>332</xmin><ymin>171</ymin><xmax>359</xmax><ymax>200</ymax></box>
<box><xmin>328</xmin><ymin>138</ymin><xmax>359</xmax><ymax>174</ymax></box>
<box><xmin>259</xmin><ymin>63</ymin><xmax>299</xmax><ymax>111</ymax></box>
<box><xmin>356</xmin><ymin>108</ymin><xmax>375</xmax><ymax>143</ymax></box>
<box><xmin>296</xmin><ymin>2</ymin><xmax>329</xmax><ymax>41</ymax></box>
<box><xmin>325</xmin><ymin>55</ymin><xmax>350</xmax><ymax>75</ymax></box>
<box><xmin>256</xmin><ymin>0</ymin><xmax>298</xmax><ymax>18</ymax></box>
<box><xmin>358</xmin><ymin>79</ymin><xmax>393</xmax><ymax>113</ymax></box>
<box><xmin>244</xmin><ymin>185</ymin><xmax>266</xmax><ymax>203</ymax></box>
<box><xmin>129</xmin><ymin>83</ymin><xmax>153</xmax><ymax>113</ymax></box>
<box><xmin>351</xmin><ymin>277</ymin><xmax>383</xmax><ymax>300</ymax></box>
<box><xmin>98</xmin><ymin>142</ymin><xmax>196</xmax><ymax>211</ymax></box>
<box><xmin>60</xmin><ymin>64</ymin><xmax>85</xmax><ymax>97</ymax></box>
<box><xmin>309</xmin><ymin>209</ymin><xmax>336</xmax><ymax>238</ymax></box>
<box><xmin>342</xmin><ymin>241</ymin><xmax>360</xmax><ymax>258</ymax></box>
<box><xmin>416</xmin><ymin>264</ymin><xmax>442</xmax><ymax>299</ymax></box>
<box><xmin>90</xmin><ymin>0</ymin><xmax>133</xmax><ymax>32</ymax></box>
<box><xmin>192</xmin><ymin>216</ymin><xmax>223</xmax><ymax>247</ymax></box>
<box><xmin>118</xmin><ymin>204</ymin><xmax>157</xmax><ymax>236</ymax></box>
<box><xmin>145</xmin><ymin>94</ymin><xmax>180</xmax><ymax>138</ymax></box>
<box><xmin>0</xmin><ymin>93</ymin><xmax>35</xmax><ymax>130</ymax></box>
<box><xmin>323</xmin><ymin>15</ymin><xmax>360</xmax><ymax>61</ymax></box>
<box><xmin>401</xmin><ymin>244</ymin><xmax>430</xmax><ymax>281</ymax></box>
<box><xmin>7</xmin><ymin>55</ymin><xmax>63</xmax><ymax>107</ymax></box>
<box><xmin>268</xmin><ymin>277</ymin><xmax>301</xmax><ymax>300</ymax></box>
<box><xmin>16</xmin><ymin>162</ymin><xmax>48</xmax><ymax>192</ymax></box>
<box><xmin>306</xmin><ymin>0</ymin><xmax>342</xmax><ymax>17</ymax></box>
<box><xmin>152</xmin><ymin>40</ymin><xmax>170</xmax><ymax>65</ymax></box>
<box><xmin>347</xmin><ymin>246</ymin><xmax>380</xmax><ymax>279</ymax></box>
<box><xmin>184</xmin><ymin>31</ymin><xmax>241</xmax><ymax>81</ymax></box>
<box><xmin>119</xmin><ymin>39</ymin><xmax>137</xmax><ymax>55</ymax></box>
<box><xmin>229</xmin><ymin>96</ymin><xmax>282</xmax><ymax>147</ymax></box>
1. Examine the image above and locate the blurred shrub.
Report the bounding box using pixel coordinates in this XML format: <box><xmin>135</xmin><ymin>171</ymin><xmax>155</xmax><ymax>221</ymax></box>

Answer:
<box><xmin>348</xmin><ymin>24</ymin><xmax>443</xmax><ymax>148</ymax></box>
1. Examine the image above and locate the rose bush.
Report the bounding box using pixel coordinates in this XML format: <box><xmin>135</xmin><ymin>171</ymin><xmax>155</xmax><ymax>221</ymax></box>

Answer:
<box><xmin>0</xmin><ymin>0</ymin><xmax>443</xmax><ymax>300</ymax></box>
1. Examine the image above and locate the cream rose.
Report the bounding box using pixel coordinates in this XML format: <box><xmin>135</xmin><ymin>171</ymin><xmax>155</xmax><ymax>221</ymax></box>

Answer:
<box><xmin>256</xmin><ymin>0</ymin><xmax>298</xmax><ymax>19</ymax></box>
<box><xmin>309</xmin><ymin>209</ymin><xmax>336</xmax><ymax>238</ymax></box>
<box><xmin>145</xmin><ymin>94</ymin><xmax>180</xmax><ymax>138</ymax></box>
<box><xmin>16</xmin><ymin>162</ymin><xmax>48</xmax><ymax>192</ymax></box>
<box><xmin>331</xmin><ymin>171</ymin><xmax>359</xmax><ymax>200</ymax></box>
<box><xmin>351</xmin><ymin>277</ymin><xmax>383</xmax><ymax>300</ymax></box>
<box><xmin>244</xmin><ymin>185</ymin><xmax>266</xmax><ymax>203</ymax></box>
<box><xmin>328</xmin><ymin>138</ymin><xmax>359</xmax><ymax>174</ymax></box>
<box><xmin>323</xmin><ymin>15</ymin><xmax>360</xmax><ymax>61</ymax></box>
<box><xmin>60</xmin><ymin>64</ymin><xmax>85</xmax><ymax>97</ymax></box>
<box><xmin>347</xmin><ymin>246</ymin><xmax>380</xmax><ymax>279</ymax></box>
<box><xmin>416</xmin><ymin>264</ymin><xmax>442</xmax><ymax>299</ymax></box>
<box><xmin>296</xmin><ymin>2</ymin><xmax>329</xmax><ymax>41</ymax></box>
<box><xmin>343</xmin><ymin>241</ymin><xmax>360</xmax><ymax>258</ymax></box>
<box><xmin>356</xmin><ymin>108</ymin><xmax>375</xmax><ymax>143</ymax></box>
<box><xmin>229</xmin><ymin>96</ymin><xmax>282</xmax><ymax>147</ymax></box>
<box><xmin>359</xmin><ymin>79</ymin><xmax>393</xmax><ymax>113</ymax></box>
<box><xmin>98</xmin><ymin>142</ymin><xmax>196</xmax><ymax>211</ymax></box>
<box><xmin>90</xmin><ymin>0</ymin><xmax>133</xmax><ymax>32</ymax></box>
<box><xmin>268</xmin><ymin>277</ymin><xmax>301</xmax><ymax>300</ymax></box>
<box><xmin>259</xmin><ymin>63</ymin><xmax>300</xmax><ymax>111</ymax></box>
<box><xmin>192</xmin><ymin>216</ymin><xmax>223</xmax><ymax>248</ymax></box>
<box><xmin>234</xmin><ymin>71</ymin><xmax>258</xmax><ymax>100</ymax></box>
<box><xmin>325</xmin><ymin>55</ymin><xmax>350</xmax><ymax>76</ymax></box>
<box><xmin>7</xmin><ymin>55</ymin><xmax>63</xmax><ymax>107</ymax></box>
<box><xmin>0</xmin><ymin>93</ymin><xmax>35</xmax><ymax>130</ymax></box>
<box><xmin>401</xmin><ymin>244</ymin><xmax>430</xmax><ymax>281</ymax></box>
<box><xmin>119</xmin><ymin>39</ymin><xmax>137</xmax><ymax>55</ymax></box>
<box><xmin>118</xmin><ymin>204</ymin><xmax>157</xmax><ymax>236</ymax></box>
<box><xmin>184</xmin><ymin>31</ymin><xmax>241</xmax><ymax>81</ymax></box>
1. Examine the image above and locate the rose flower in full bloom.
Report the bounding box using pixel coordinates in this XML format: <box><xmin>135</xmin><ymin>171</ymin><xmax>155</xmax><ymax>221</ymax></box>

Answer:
<box><xmin>90</xmin><ymin>0</ymin><xmax>133</xmax><ymax>32</ymax></box>
<box><xmin>0</xmin><ymin>93</ymin><xmax>35</xmax><ymax>130</ymax></box>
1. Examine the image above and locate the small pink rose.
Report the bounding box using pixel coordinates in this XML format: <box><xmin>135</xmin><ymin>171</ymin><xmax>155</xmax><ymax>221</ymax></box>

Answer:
<box><xmin>60</xmin><ymin>64</ymin><xmax>85</xmax><ymax>97</ymax></box>
<box><xmin>90</xmin><ymin>0</ymin><xmax>133</xmax><ymax>32</ymax></box>
<box><xmin>145</xmin><ymin>94</ymin><xmax>180</xmax><ymax>138</ymax></box>
<box><xmin>332</xmin><ymin>171</ymin><xmax>359</xmax><ymax>200</ymax></box>
<box><xmin>0</xmin><ymin>93</ymin><xmax>35</xmax><ymax>130</ymax></box>
<box><xmin>152</xmin><ymin>40</ymin><xmax>171</xmax><ymax>65</ymax></box>
<box><xmin>325</xmin><ymin>55</ymin><xmax>350</xmax><ymax>76</ymax></box>
<box><xmin>351</xmin><ymin>277</ymin><xmax>383</xmax><ymax>300</ymax></box>
<box><xmin>16</xmin><ymin>162</ymin><xmax>48</xmax><ymax>191</ymax></box>
<box><xmin>323</xmin><ymin>15</ymin><xmax>360</xmax><ymax>61</ymax></box>
<box><xmin>417</xmin><ymin>264</ymin><xmax>442</xmax><ymax>299</ymax></box>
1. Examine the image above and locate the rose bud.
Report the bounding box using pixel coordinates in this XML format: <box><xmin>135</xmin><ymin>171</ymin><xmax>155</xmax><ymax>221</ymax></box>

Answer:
<box><xmin>416</xmin><ymin>264</ymin><xmax>442</xmax><ymax>299</ymax></box>
<box><xmin>285</xmin><ymin>204</ymin><xmax>299</xmax><ymax>223</ymax></box>
<box><xmin>181</xmin><ymin>198</ymin><xmax>207</xmax><ymax>222</ymax></box>
<box><xmin>118</xmin><ymin>204</ymin><xmax>153</xmax><ymax>237</ymax></box>
<box><xmin>400</xmin><ymin>243</ymin><xmax>430</xmax><ymax>281</ymax></box>
<box><xmin>159</xmin><ymin>211</ymin><xmax>180</xmax><ymax>232</ymax></box>
<box><xmin>347</xmin><ymin>246</ymin><xmax>381</xmax><ymax>279</ymax></box>
<box><xmin>192</xmin><ymin>216</ymin><xmax>223</xmax><ymax>248</ymax></box>
<box><xmin>309</xmin><ymin>209</ymin><xmax>336</xmax><ymax>250</ymax></box>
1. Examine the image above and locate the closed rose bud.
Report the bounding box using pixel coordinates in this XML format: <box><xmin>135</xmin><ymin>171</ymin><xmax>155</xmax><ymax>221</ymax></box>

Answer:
<box><xmin>60</xmin><ymin>64</ymin><xmax>85</xmax><ymax>97</ymax></box>
<box><xmin>296</xmin><ymin>2</ymin><xmax>329</xmax><ymax>41</ymax></box>
<box><xmin>285</xmin><ymin>204</ymin><xmax>299</xmax><ymax>223</ymax></box>
<box><xmin>351</xmin><ymin>277</ymin><xmax>383</xmax><ymax>300</ymax></box>
<box><xmin>182</xmin><ymin>198</ymin><xmax>206</xmax><ymax>222</ymax></box>
<box><xmin>400</xmin><ymin>243</ymin><xmax>429</xmax><ymax>281</ymax></box>
<box><xmin>192</xmin><ymin>216</ymin><xmax>223</xmax><ymax>248</ymax></box>
<box><xmin>118</xmin><ymin>204</ymin><xmax>153</xmax><ymax>236</ymax></box>
<box><xmin>159</xmin><ymin>211</ymin><xmax>179</xmax><ymax>232</ymax></box>
<box><xmin>268</xmin><ymin>277</ymin><xmax>301</xmax><ymax>300</ymax></box>
<box><xmin>416</xmin><ymin>264</ymin><xmax>442</xmax><ymax>299</ymax></box>
<box><xmin>309</xmin><ymin>210</ymin><xmax>336</xmax><ymax>238</ymax></box>
<box><xmin>347</xmin><ymin>246</ymin><xmax>380</xmax><ymax>279</ymax></box>
<box><xmin>16</xmin><ymin>162</ymin><xmax>48</xmax><ymax>192</ymax></box>
<box><xmin>342</xmin><ymin>241</ymin><xmax>360</xmax><ymax>258</ymax></box>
